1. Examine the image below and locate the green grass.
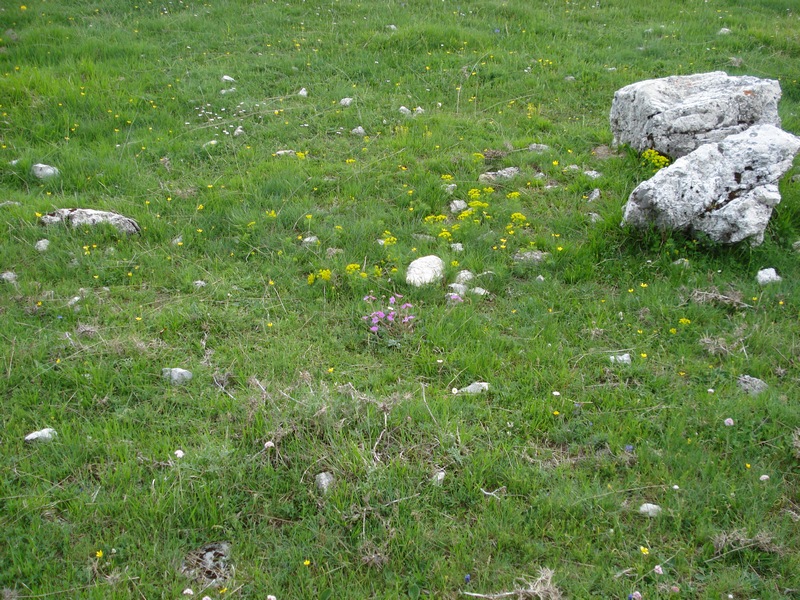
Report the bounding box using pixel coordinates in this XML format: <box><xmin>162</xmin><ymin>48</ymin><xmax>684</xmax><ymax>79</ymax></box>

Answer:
<box><xmin>1</xmin><ymin>0</ymin><xmax>800</xmax><ymax>598</ymax></box>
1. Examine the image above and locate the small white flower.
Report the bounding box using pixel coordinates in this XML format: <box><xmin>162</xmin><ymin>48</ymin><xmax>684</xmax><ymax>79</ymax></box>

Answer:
<box><xmin>672</xmin><ymin>485</ymin><xmax>680</xmax><ymax>490</ymax></box>
<box><xmin>174</xmin><ymin>449</ymin><xmax>185</xmax><ymax>458</ymax></box>
<box><xmin>452</xmin><ymin>387</ymin><xmax>458</xmax><ymax>394</ymax></box>
<box><xmin>707</xmin><ymin>388</ymin><xmax>714</xmax><ymax>393</ymax></box>
<box><xmin>552</xmin><ymin>391</ymin><xmax>561</xmax><ymax>396</ymax></box>
<box><xmin>267</xmin><ymin>596</ymin><xmax>277</xmax><ymax>600</ymax></box>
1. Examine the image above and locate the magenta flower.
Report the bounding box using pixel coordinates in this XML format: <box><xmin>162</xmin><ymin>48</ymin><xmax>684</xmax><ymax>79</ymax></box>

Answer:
<box><xmin>724</xmin><ymin>418</ymin><xmax>734</xmax><ymax>426</ymax></box>
<box><xmin>654</xmin><ymin>565</ymin><xmax>663</xmax><ymax>575</ymax></box>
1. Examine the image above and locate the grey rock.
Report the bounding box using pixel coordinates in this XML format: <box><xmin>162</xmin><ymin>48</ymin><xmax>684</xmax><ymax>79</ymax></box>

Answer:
<box><xmin>339</xmin><ymin>97</ymin><xmax>354</xmax><ymax>107</ymax></box>
<box><xmin>639</xmin><ymin>503</ymin><xmax>662</xmax><ymax>517</ymax></box>
<box><xmin>478</xmin><ymin>166</ymin><xmax>520</xmax><ymax>183</ymax></box>
<box><xmin>584</xmin><ymin>170</ymin><xmax>602</xmax><ymax>179</ymax></box>
<box><xmin>432</xmin><ymin>470</ymin><xmax>446</xmax><ymax>485</ymax></box>
<box><xmin>450</xmin><ymin>242</ymin><xmax>464</xmax><ymax>252</ymax></box>
<box><xmin>406</xmin><ymin>255</ymin><xmax>444</xmax><ymax>286</ymax></box>
<box><xmin>40</xmin><ymin>208</ymin><xmax>141</xmax><ymax>235</ymax></box>
<box><xmin>793</xmin><ymin>240</ymin><xmax>800</xmax><ymax>252</ymax></box>
<box><xmin>221</xmin><ymin>75</ymin><xmax>236</xmax><ymax>82</ymax></box>
<box><xmin>454</xmin><ymin>382</ymin><xmax>489</xmax><ymax>395</ymax></box>
<box><xmin>163</xmin><ymin>368</ymin><xmax>193</xmax><ymax>385</ymax></box>
<box><xmin>469</xmin><ymin>287</ymin><xmax>489</xmax><ymax>296</ymax></box>
<box><xmin>1</xmin><ymin>271</ymin><xmax>18</xmax><ymax>284</ymax></box>
<box><xmin>756</xmin><ymin>268</ymin><xmax>781</xmax><ymax>285</ymax></box>
<box><xmin>31</xmin><ymin>163</ymin><xmax>60</xmax><ymax>179</ymax></box>
<box><xmin>587</xmin><ymin>188</ymin><xmax>601</xmax><ymax>202</ymax></box>
<box><xmin>738</xmin><ymin>374</ymin><xmax>767</xmax><ymax>395</ymax></box>
<box><xmin>193</xmin><ymin>280</ymin><xmax>207</xmax><ymax>288</ymax></box>
<box><xmin>274</xmin><ymin>149</ymin><xmax>295</xmax><ymax>156</ymax></box>
<box><xmin>172</xmin><ymin>235</ymin><xmax>183</xmax><ymax>246</ymax></box>
<box><xmin>588</xmin><ymin>212</ymin><xmax>602</xmax><ymax>223</ymax></box>
<box><xmin>513</xmin><ymin>250</ymin><xmax>550</xmax><ymax>263</ymax></box>
<box><xmin>450</xmin><ymin>199</ymin><xmax>468</xmax><ymax>213</ymax></box>
<box><xmin>448</xmin><ymin>283</ymin><xmax>468</xmax><ymax>295</ymax></box>
<box><xmin>399</xmin><ymin>106</ymin><xmax>412</xmax><ymax>116</ymax></box>
<box><xmin>717</xmin><ymin>27</ymin><xmax>731</xmax><ymax>35</ymax></box>
<box><xmin>444</xmin><ymin>184</ymin><xmax>457</xmax><ymax>194</ymax></box>
<box><xmin>315</xmin><ymin>471</ymin><xmax>335</xmax><ymax>494</ymax></box>
<box><xmin>528</xmin><ymin>143</ymin><xmax>551</xmax><ymax>153</ymax></box>
<box><xmin>455</xmin><ymin>270</ymin><xmax>475</xmax><ymax>284</ymax></box>
<box><xmin>351</xmin><ymin>126</ymin><xmax>366</xmax><ymax>136</ymax></box>
<box><xmin>25</xmin><ymin>428</ymin><xmax>57</xmax><ymax>442</ymax></box>
<box><xmin>610</xmin><ymin>71</ymin><xmax>782</xmax><ymax>157</ymax></box>
<box><xmin>609</xmin><ymin>353</ymin><xmax>632</xmax><ymax>365</ymax></box>
<box><xmin>35</xmin><ymin>239</ymin><xmax>50</xmax><ymax>252</ymax></box>
<box><xmin>301</xmin><ymin>235</ymin><xmax>319</xmax><ymax>247</ymax></box>
<box><xmin>621</xmin><ymin>125</ymin><xmax>800</xmax><ymax>245</ymax></box>
<box><xmin>0</xmin><ymin>201</ymin><xmax>21</xmax><ymax>208</ymax></box>
<box><xmin>233</xmin><ymin>126</ymin><xmax>244</xmax><ymax>137</ymax></box>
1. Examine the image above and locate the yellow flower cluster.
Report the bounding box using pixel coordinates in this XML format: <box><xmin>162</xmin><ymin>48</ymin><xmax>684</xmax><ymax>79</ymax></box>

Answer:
<box><xmin>641</xmin><ymin>148</ymin><xmax>670</xmax><ymax>171</ymax></box>
<box><xmin>423</xmin><ymin>214</ymin><xmax>447</xmax><ymax>224</ymax></box>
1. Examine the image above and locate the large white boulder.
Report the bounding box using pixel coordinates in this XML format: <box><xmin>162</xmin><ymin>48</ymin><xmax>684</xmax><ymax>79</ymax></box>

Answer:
<box><xmin>610</xmin><ymin>72</ymin><xmax>781</xmax><ymax>158</ymax></box>
<box><xmin>622</xmin><ymin>125</ymin><xmax>800</xmax><ymax>245</ymax></box>
<box><xmin>406</xmin><ymin>255</ymin><xmax>444</xmax><ymax>287</ymax></box>
<box><xmin>40</xmin><ymin>208</ymin><xmax>141</xmax><ymax>234</ymax></box>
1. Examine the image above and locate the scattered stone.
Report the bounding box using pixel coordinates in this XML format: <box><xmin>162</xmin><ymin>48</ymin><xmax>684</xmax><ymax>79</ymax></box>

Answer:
<box><xmin>25</xmin><ymin>428</ymin><xmax>57</xmax><ymax>442</ymax></box>
<box><xmin>0</xmin><ymin>201</ymin><xmax>21</xmax><ymax>208</ymax></box>
<box><xmin>479</xmin><ymin>166</ymin><xmax>520</xmax><ymax>183</ymax></box>
<box><xmin>233</xmin><ymin>126</ymin><xmax>244</xmax><ymax>137</ymax></box>
<box><xmin>513</xmin><ymin>250</ymin><xmax>550</xmax><ymax>263</ymax></box>
<box><xmin>351</xmin><ymin>126</ymin><xmax>366</xmax><ymax>136</ymax></box>
<box><xmin>535</xmin><ymin>275</ymin><xmax>545</xmax><ymax>282</ymax></box>
<box><xmin>172</xmin><ymin>235</ymin><xmax>183</xmax><ymax>246</ymax></box>
<box><xmin>738</xmin><ymin>374</ymin><xmax>767</xmax><ymax>395</ymax></box>
<box><xmin>794</xmin><ymin>240</ymin><xmax>800</xmax><ymax>252</ymax></box>
<box><xmin>756</xmin><ymin>268</ymin><xmax>781</xmax><ymax>285</ymax></box>
<box><xmin>621</xmin><ymin>124</ymin><xmax>800</xmax><ymax>245</ymax></box>
<box><xmin>221</xmin><ymin>75</ymin><xmax>235</xmax><ymax>82</ymax></box>
<box><xmin>180</xmin><ymin>542</ymin><xmax>232</xmax><ymax>584</ymax></box>
<box><xmin>717</xmin><ymin>27</ymin><xmax>731</xmax><ymax>35</ymax></box>
<box><xmin>564</xmin><ymin>75</ymin><xmax>576</xmax><ymax>82</ymax></box>
<box><xmin>406</xmin><ymin>255</ymin><xmax>444</xmax><ymax>287</ymax></box>
<box><xmin>315</xmin><ymin>471</ymin><xmax>335</xmax><ymax>494</ymax></box>
<box><xmin>301</xmin><ymin>235</ymin><xmax>319</xmax><ymax>247</ymax></box>
<box><xmin>729</xmin><ymin>56</ymin><xmax>744</xmax><ymax>68</ymax></box>
<box><xmin>399</xmin><ymin>106</ymin><xmax>412</xmax><ymax>116</ymax></box>
<box><xmin>40</xmin><ymin>208</ymin><xmax>141</xmax><ymax>235</ymax></box>
<box><xmin>298</xmin><ymin>87</ymin><xmax>308</xmax><ymax>97</ymax></box>
<box><xmin>450</xmin><ymin>242</ymin><xmax>463</xmax><ymax>252</ymax></box>
<box><xmin>411</xmin><ymin>233</ymin><xmax>436</xmax><ymax>243</ymax></box>
<box><xmin>339</xmin><ymin>97</ymin><xmax>354</xmax><ymax>107</ymax></box>
<box><xmin>326</xmin><ymin>247</ymin><xmax>343</xmax><ymax>258</ymax></box>
<box><xmin>453</xmin><ymin>382</ymin><xmax>490</xmax><ymax>395</ymax></box>
<box><xmin>591</xmin><ymin>145</ymin><xmax>619</xmax><ymax>160</ymax></box>
<box><xmin>448</xmin><ymin>283</ymin><xmax>468</xmax><ymax>295</ymax></box>
<box><xmin>639</xmin><ymin>503</ymin><xmax>662</xmax><ymax>517</ymax></box>
<box><xmin>193</xmin><ymin>280</ymin><xmax>207</xmax><ymax>288</ymax></box>
<box><xmin>432</xmin><ymin>470</ymin><xmax>446</xmax><ymax>485</ymax></box>
<box><xmin>219</xmin><ymin>87</ymin><xmax>236</xmax><ymax>95</ymax></box>
<box><xmin>588</xmin><ymin>212</ymin><xmax>602</xmax><ymax>223</ymax></box>
<box><xmin>31</xmin><ymin>163</ymin><xmax>60</xmax><ymax>179</ymax></box>
<box><xmin>386</xmin><ymin>24</ymin><xmax>397</xmax><ymax>31</ymax></box>
<box><xmin>414</xmin><ymin>106</ymin><xmax>425</xmax><ymax>115</ymax></box>
<box><xmin>274</xmin><ymin>149</ymin><xmax>295</xmax><ymax>156</ymax></box>
<box><xmin>1</xmin><ymin>271</ymin><xmax>18</xmax><ymax>284</ymax></box>
<box><xmin>609</xmin><ymin>353</ymin><xmax>632</xmax><ymax>365</ymax></box>
<box><xmin>672</xmin><ymin>258</ymin><xmax>690</xmax><ymax>268</ymax></box>
<box><xmin>587</xmin><ymin>188</ymin><xmax>601</xmax><ymax>202</ymax></box>
<box><xmin>469</xmin><ymin>287</ymin><xmax>489</xmax><ymax>296</ymax></box>
<box><xmin>584</xmin><ymin>170</ymin><xmax>602</xmax><ymax>179</ymax></box>
<box><xmin>163</xmin><ymin>368</ymin><xmax>193</xmax><ymax>385</ymax></box>
<box><xmin>610</xmin><ymin>71</ymin><xmax>782</xmax><ymax>157</ymax></box>
<box><xmin>450</xmin><ymin>199</ymin><xmax>468</xmax><ymax>213</ymax></box>
<box><xmin>444</xmin><ymin>184</ymin><xmax>457</xmax><ymax>194</ymax></box>
<box><xmin>203</xmin><ymin>139</ymin><xmax>219</xmax><ymax>148</ymax></box>
<box><xmin>528</xmin><ymin>143</ymin><xmax>551</xmax><ymax>153</ymax></box>
<box><xmin>455</xmin><ymin>270</ymin><xmax>475</xmax><ymax>285</ymax></box>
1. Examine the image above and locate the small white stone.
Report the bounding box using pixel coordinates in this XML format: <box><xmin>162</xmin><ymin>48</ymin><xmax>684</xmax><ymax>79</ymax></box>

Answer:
<box><xmin>609</xmin><ymin>353</ymin><xmax>632</xmax><ymax>364</ymax></box>
<box><xmin>202</xmin><ymin>139</ymin><xmax>218</xmax><ymax>148</ymax></box>
<box><xmin>182</xmin><ymin>588</ymin><xmax>195</xmax><ymax>596</ymax></box>
<box><xmin>672</xmin><ymin>258</ymin><xmax>690</xmax><ymax>267</ymax></box>
<box><xmin>448</xmin><ymin>283</ymin><xmax>468</xmax><ymax>295</ymax></box>
<box><xmin>31</xmin><ymin>163</ymin><xmax>60</xmax><ymax>179</ymax></box>
<box><xmin>552</xmin><ymin>391</ymin><xmax>561</xmax><ymax>396</ymax></box>
<box><xmin>315</xmin><ymin>471</ymin><xmax>335</xmax><ymax>494</ymax></box>
<box><xmin>444</xmin><ymin>184</ymin><xmax>457</xmax><ymax>194</ymax></box>
<box><xmin>479</xmin><ymin>166</ymin><xmax>520</xmax><ymax>183</ymax></box>
<box><xmin>759</xmin><ymin>474</ymin><xmax>770</xmax><ymax>481</ymax></box>
<box><xmin>672</xmin><ymin>485</ymin><xmax>680</xmax><ymax>490</ymax></box>
<box><xmin>351</xmin><ymin>126</ymin><xmax>366</xmax><ymax>136</ymax></box>
<box><xmin>174</xmin><ymin>449</ymin><xmax>185</xmax><ymax>458</ymax></box>
<box><xmin>339</xmin><ymin>97</ymin><xmax>354</xmax><ymax>107</ymax></box>
<box><xmin>536</xmin><ymin>275</ymin><xmax>545</xmax><ymax>282</ymax></box>
<box><xmin>406</xmin><ymin>255</ymin><xmax>445</xmax><ymax>287</ymax></box>
<box><xmin>432</xmin><ymin>470</ymin><xmax>446</xmax><ymax>485</ymax></box>
<box><xmin>588</xmin><ymin>212</ymin><xmax>602</xmax><ymax>223</ymax></box>
<box><xmin>1</xmin><ymin>271</ymin><xmax>18</xmax><ymax>284</ymax></box>
<box><xmin>528</xmin><ymin>143</ymin><xmax>550</xmax><ymax>153</ymax></box>
<box><xmin>639</xmin><ymin>503</ymin><xmax>662</xmax><ymax>517</ymax></box>
<box><xmin>219</xmin><ymin>87</ymin><xmax>236</xmax><ymax>95</ymax></box>
<box><xmin>450</xmin><ymin>243</ymin><xmax>463</xmax><ymax>252</ymax></box>
<box><xmin>450</xmin><ymin>199</ymin><xmax>468</xmax><ymax>213</ymax></box>
<box><xmin>718</xmin><ymin>27</ymin><xmax>731</xmax><ymax>35</ymax></box>
<box><xmin>233</xmin><ymin>126</ymin><xmax>244</xmax><ymax>137</ymax></box>
<box><xmin>275</xmin><ymin>149</ymin><xmax>295</xmax><ymax>156</ymax></box>
<box><xmin>172</xmin><ymin>235</ymin><xmax>183</xmax><ymax>246</ymax></box>
<box><xmin>399</xmin><ymin>106</ymin><xmax>412</xmax><ymax>116</ymax></box>
<box><xmin>221</xmin><ymin>75</ymin><xmax>235</xmax><ymax>82</ymax></box>
<box><xmin>264</xmin><ymin>441</ymin><xmax>275</xmax><ymax>449</ymax></box>
<box><xmin>456</xmin><ymin>382</ymin><xmax>489</xmax><ymax>395</ymax></box>
<box><xmin>756</xmin><ymin>268</ymin><xmax>781</xmax><ymax>285</ymax></box>
<box><xmin>298</xmin><ymin>87</ymin><xmax>308</xmax><ymax>97</ymax></box>
<box><xmin>193</xmin><ymin>280</ymin><xmax>206</xmax><ymax>288</ymax></box>
<box><xmin>469</xmin><ymin>287</ymin><xmax>489</xmax><ymax>296</ymax></box>
<box><xmin>414</xmin><ymin>106</ymin><xmax>424</xmax><ymax>115</ymax></box>
<box><xmin>513</xmin><ymin>250</ymin><xmax>550</xmax><ymax>263</ymax></box>
<box><xmin>25</xmin><ymin>428</ymin><xmax>57</xmax><ymax>442</ymax></box>
<box><xmin>455</xmin><ymin>270</ymin><xmax>475</xmax><ymax>284</ymax></box>
<box><xmin>386</xmin><ymin>24</ymin><xmax>397</xmax><ymax>31</ymax></box>
<box><xmin>584</xmin><ymin>170</ymin><xmax>602</xmax><ymax>179</ymax></box>
<box><xmin>587</xmin><ymin>188</ymin><xmax>601</xmax><ymax>202</ymax></box>
<box><xmin>162</xmin><ymin>368</ymin><xmax>193</xmax><ymax>385</ymax></box>
<box><xmin>302</xmin><ymin>236</ymin><xmax>319</xmax><ymax>247</ymax></box>
<box><xmin>35</xmin><ymin>239</ymin><xmax>51</xmax><ymax>252</ymax></box>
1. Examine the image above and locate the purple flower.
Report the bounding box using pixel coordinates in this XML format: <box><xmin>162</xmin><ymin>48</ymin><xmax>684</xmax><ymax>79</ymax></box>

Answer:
<box><xmin>628</xmin><ymin>592</ymin><xmax>642</xmax><ymax>600</ymax></box>
<box><xmin>388</xmin><ymin>296</ymin><xmax>396</xmax><ymax>305</ymax></box>
<box><xmin>369</xmin><ymin>326</ymin><xmax>379</xmax><ymax>333</ymax></box>
<box><xmin>464</xmin><ymin>574</ymin><xmax>471</xmax><ymax>584</ymax></box>
<box><xmin>402</xmin><ymin>315</ymin><xmax>415</xmax><ymax>323</ymax></box>
<box><xmin>724</xmin><ymin>418</ymin><xmax>734</xmax><ymax>427</ymax></box>
<box><xmin>401</xmin><ymin>303</ymin><xmax>413</xmax><ymax>309</ymax></box>
<box><xmin>624</xmin><ymin>444</ymin><xmax>634</xmax><ymax>453</ymax></box>
<box><xmin>387</xmin><ymin>314</ymin><xmax>395</xmax><ymax>322</ymax></box>
<box><xmin>363</xmin><ymin>294</ymin><xmax>376</xmax><ymax>302</ymax></box>
<box><xmin>375</xmin><ymin>311</ymin><xmax>385</xmax><ymax>319</ymax></box>
<box><xmin>654</xmin><ymin>565</ymin><xmax>663</xmax><ymax>575</ymax></box>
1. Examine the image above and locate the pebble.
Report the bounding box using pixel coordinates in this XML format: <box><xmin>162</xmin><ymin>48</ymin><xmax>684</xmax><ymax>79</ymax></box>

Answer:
<box><xmin>528</xmin><ymin>143</ymin><xmax>551</xmax><ymax>153</ymax></box>
<box><xmin>455</xmin><ymin>270</ymin><xmax>475</xmax><ymax>284</ymax></box>
<box><xmin>432</xmin><ymin>470</ymin><xmax>446</xmax><ymax>485</ymax></box>
<box><xmin>193</xmin><ymin>280</ymin><xmax>207</xmax><ymax>288</ymax></box>
<box><xmin>339</xmin><ymin>97</ymin><xmax>354</xmax><ymax>107</ymax></box>
<box><xmin>315</xmin><ymin>471</ymin><xmax>335</xmax><ymax>494</ymax></box>
<box><xmin>718</xmin><ymin>27</ymin><xmax>731</xmax><ymax>35</ymax></box>
<box><xmin>406</xmin><ymin>255</ymin><xmax>444</xmax><ymax>287</ymax></box>
<box><xmin>444</xmin><ymin>184</ymin><xmax>457</xmax><ymax>194</ymax></box>
<box><xmin>756</xmin><ymin>268</ymin><xmax>781</xmax><ymax>285</ymax></box>
<box><xmin>221</xmin><ymin>75</ymin><xmax>235</xmax><ymax>82</ymax></box>
<box><xmin>453</xmin><ymin>382</ymin><xmax>489</xmax><ymax>395</ymax></box>
<box><xmin>301</xmin><ymin>236</ymin><xmax>319</xmax><ymax>247</ymax></box>
<box><xmin>31</xmin><ymin>163</ymin><xmax>60</xmax><ymax>179</ymax></box>
<box><xmin>275</xmin><ymin>149</ymin><xmax>295</xmax><ymax>156</ymax></box>
<box><xmin>351</xmin><ymin>126</ymin><xmax>366</xmax><ymax>136</ymax></box>
<box><xmin>513</xmin><ymin>250</ymin><xmax>550</xmax><ymax>263</ymax></box>
<box><xmin>298</xmin><ymin>87</ymin><xmax>308</xmax><ymax>97</ymax></box>
<box><xmin>233</xmin><ymin>126</ymin><xmax>244</xmax><ymax>137</ymax></box>
<box><xmin>638</xmin><ymin>503</ymin><xmax>662</xmax><ymax>517</ymax></box>
<box><xmin>450</xmin><ymin>199</ymin><xmax>468</xmax><ymax>213</ymax></box>
<box><xmin>584</xmin><ymin>170</ymin><xmax>602</xmax><ymax>179</ymax></box>
<box><xmin>738</xmin><ymin>374</ymin><xmax>767</xmax><ymax>395</ymax></box>
<box><xmin>478</xmin><ymin>166</ymin><xmax>520</xmax><ymax>183</ymax></box>
<box><xmin>25</xmin><ymin>428</ymin><xmax>57</xmax><ymax>442</ymax></box>
<box><xmin>162</xmin><ymin>368</ymin><xmax>193</xmax><ymax>385</ymax></box>
<box><xmin>1</xmin><ymin>271</ymin><xmax>18</xmax><ymax>284</ymax></box>
<box><xmin>35</xmin><ymin>239</ymin><xmax>50</xmax><ymax>252</ymax></box>
<box><xmin>450</xmin><ymin>243</ymin><xmax>464</xmax><ymax>252</ymax></box>
<box><xmin>587</xmin><ymin>188</ymin><xmax>601</xmax><ymax>202</ymax></box>
<box><xmin>609</xmin><ymin>353</ymin><xmax>632</xmax><ymax>365</ymax></box>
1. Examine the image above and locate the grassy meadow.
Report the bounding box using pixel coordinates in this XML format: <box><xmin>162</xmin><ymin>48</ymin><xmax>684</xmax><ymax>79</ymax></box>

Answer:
<box><xmin>1</xmin><ymin>0</ymin><xmax>800</xmax><ymax>597</ymax></box>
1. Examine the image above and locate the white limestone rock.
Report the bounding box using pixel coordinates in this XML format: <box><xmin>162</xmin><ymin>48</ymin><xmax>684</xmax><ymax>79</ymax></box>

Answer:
<box><xmin>587</xmin><ymin>189</ymin><xmax>601</xmax><ymax>202</ymax></box>
<box><xmin>479</xmin><ymin>166</ymin><xmax>520</xmax><ymax>183</ymax></box>
<box><xmin>455</xmin><ymin>270</ymin><xmax>475</xmax><ymax>285</ymax></box>
<box><xmin>513</xmin><ymin>250</ymin><xmax>550</xmax><ymax>263</ymax></box>
<box><xmin>738</xmin><ymin>374</ymin><xmax>767</xmax><ymax>395</ymax></box>
<box><xmin>339</xmin><ymin>97</ymin><xmax>354</xmax><ymax>107</ymax></box>
<box><xmin>610</xmin><ymin>72</ymin><xmax>782</xmax><ymax>158</ymax></box>
<box><xmin>233</xmin><ymin>126</ymin><xmax>244</xmax><ymax>137</ymax></box>
<box><xmin>25</xmin><ymin>428</ymin><xmax>57</xmax><ymax>442</ymax></box>
<box><xmin>40</xmin><ymin>208</ymin><xmax>141</xmax><ymax>235</ymax></box>
<box><xmin>351</xmin><ymin>126</ymin><xmax>366</xmax><ymax>136</ymax></box>
<box><xmin>35</xmin><ymin>239</ymin><xmax>50</xmax><ymax>252</ymax></box>
<box><xmin>609</xmin><ymin>353</ymin><xmax>632</xmax><ymax>365</ymax></box>
<box><xmin>621</xmin><ymin>125</ymin><xmax>800</xmax><ymax>245</ymax></box>
<box><xmin>31</xmin><ymin>163</ymin><xmax>60</xmax><ymax>179</ymax></box>
<box><xmin>453</xmin><ymin>382</ymin><xmax>489</xmax><ymax>395</ymax></box>
<box><xmin>315</xmin><ymin>471</ymin><xmax>335</xmax><ymax>494</ymax></box>
<box><xmin>1</xmin><ymin>271</ymin><xmax>18</xmax><ymax>284</ymax></box>
<box><xmin>528</xmin><ymin>143</ymin><xmax>551</xmax><ymax>153</ymax></box>
<box><xmin>450</xmin><ymin>199</ymin><xmax>468</xmax><ymax>213</ymax></box>
<box><xmin>162</xmin><ymin>368</ymin><xmax>193</xmax><ymax>385</ymax></box>
<box><xmin>406</xmin><ymin>255</ymin><xmax>444</xmax><ymax>287</ymax></box>
<box><xmin>756</xmin><ymin>268</ymin><xmax>781</xmax><ymax>285</ymax></box>
<box><xmin>639</xmin><ymin>503</ymin><xmax>662</xmax><ymax>517</ymax></box>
